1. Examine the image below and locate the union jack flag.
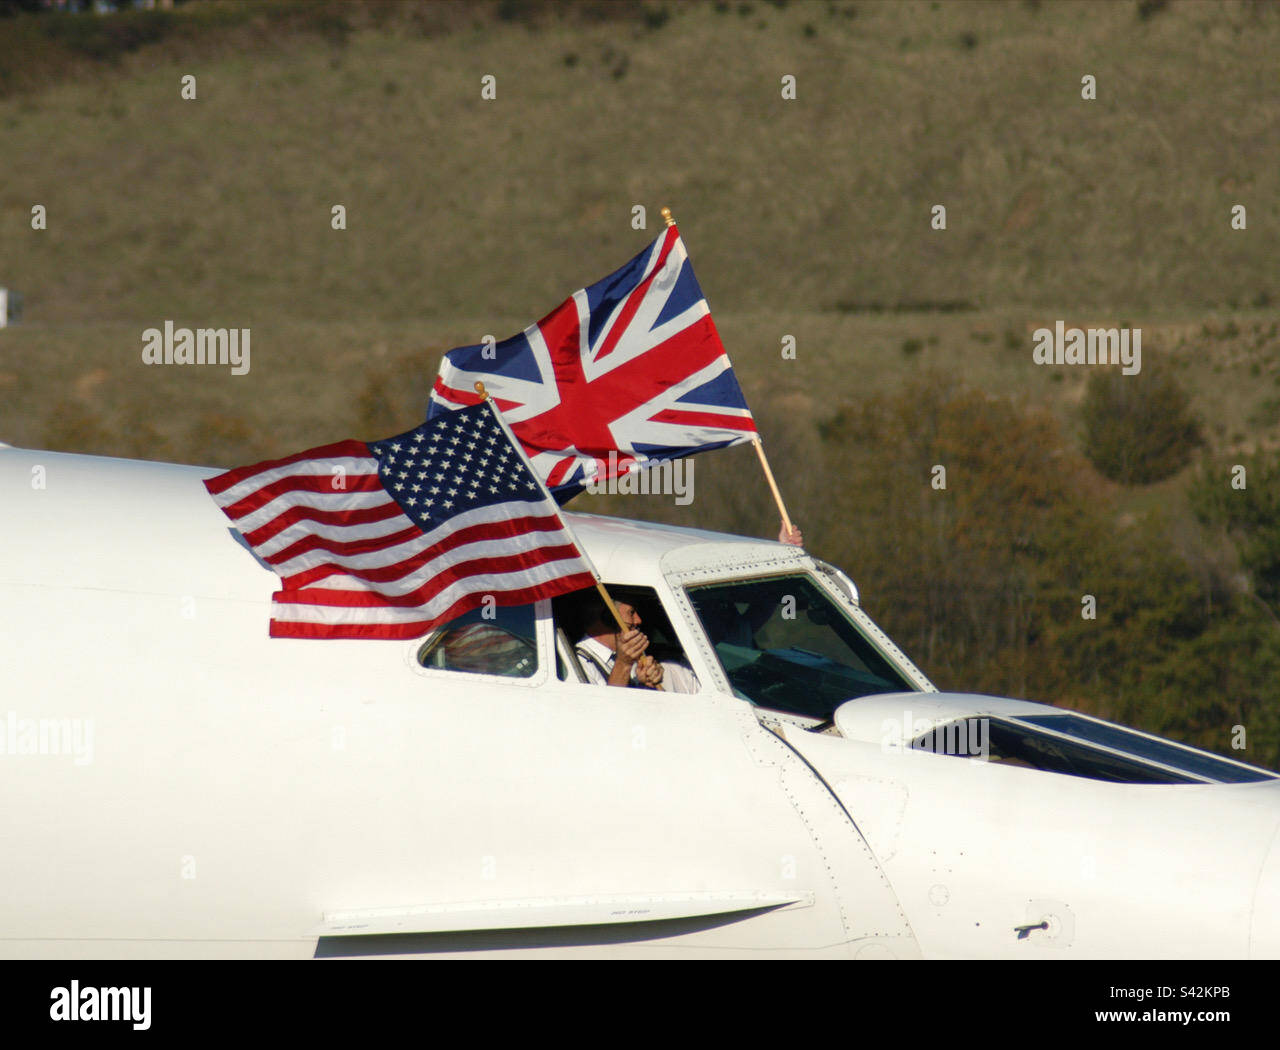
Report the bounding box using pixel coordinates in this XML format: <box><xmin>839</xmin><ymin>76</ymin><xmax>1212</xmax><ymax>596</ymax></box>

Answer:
<box><xmin>428</xmin><ymin>223</ymin><xmax>758</xmax><ymax>500</ymax></box>
<box><xmin>203</xmin><ymin>401</ymin><xmax>597</xmax><ymax>639</ymax></box>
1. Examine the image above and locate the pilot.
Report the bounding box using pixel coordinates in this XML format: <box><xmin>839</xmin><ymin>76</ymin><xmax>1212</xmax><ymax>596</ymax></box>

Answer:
<box><xmin>576</xmin><ymin>596</ymin><xmax>700</xmax><ymax>693</ymax></box>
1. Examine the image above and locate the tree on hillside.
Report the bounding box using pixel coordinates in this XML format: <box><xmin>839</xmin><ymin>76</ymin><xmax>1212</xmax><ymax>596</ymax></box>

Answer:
<box><xmin>812</xmin><ymin>374</ymin><xmax>1280</xmax><ymax>768</ymax></box>
<box><xmin>1079</xmin><ymin>368</ymin><xmax>1203</xmax><ymax>484</ymax></box>
<box><xmin>1190</xmin><ymin>452</ymin><xmax>1280</xmax><ymax>613</ymax></box>
<box><xmin>816</xmin><ymin>374</ymin><xmax>1108</xmax><ymax>699</ymax></box>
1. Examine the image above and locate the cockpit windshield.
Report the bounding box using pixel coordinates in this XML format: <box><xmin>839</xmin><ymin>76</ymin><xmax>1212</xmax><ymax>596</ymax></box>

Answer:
<box><xmin>686</xmin><ymin>573</ymin><xmax>913</xmax><ymax>718</ymax></box>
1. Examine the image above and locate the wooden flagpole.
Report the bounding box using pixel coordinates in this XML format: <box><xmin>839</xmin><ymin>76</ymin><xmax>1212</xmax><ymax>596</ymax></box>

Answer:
<box><xmin>661</xmin><ymin>206</ymin><xmax>796</xmax><ymax>540</ymax></box>
<box><xmin>752</xmin><ymin>437</ymin><xmax>793</xmax><ymax>535</ymax></box>
<box><xmin>473</xmin><ymin>382</ymin><xmax>662</xmax><ymax>688</ymax></box>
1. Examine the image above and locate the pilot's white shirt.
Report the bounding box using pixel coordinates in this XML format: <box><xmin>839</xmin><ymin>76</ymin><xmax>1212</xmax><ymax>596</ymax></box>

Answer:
<box><xmin>575</xmin><ymin>635</ymin><xmax>700</xmax><ymax>693</ymax></box>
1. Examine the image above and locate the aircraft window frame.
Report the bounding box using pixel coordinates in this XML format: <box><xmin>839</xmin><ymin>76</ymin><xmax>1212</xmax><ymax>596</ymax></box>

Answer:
<box><xmin>407</xmin><ymin>599</ymin><xmax>553</xmax><ymax>687</ymax></box>
<box><xmin>682</xmin><ymin>571</ymin><xmax>922</xmax><ymax>719</ymax></box>
<box><xmin>554</xmin><ymin>625</ymin><xmax>589</xmax><ymax>684</ymax></box>
<box><xmin>809</xmin><ymin>574</ymin><xmax>936</xmax><ymax>694</ymax></box>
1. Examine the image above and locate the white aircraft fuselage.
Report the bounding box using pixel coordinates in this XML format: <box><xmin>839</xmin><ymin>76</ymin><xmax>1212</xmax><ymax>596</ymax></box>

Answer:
<box><xmin>2</xmin><ymin>444</ymin><xmax>1277</xmax><ymax>959</ymax></box>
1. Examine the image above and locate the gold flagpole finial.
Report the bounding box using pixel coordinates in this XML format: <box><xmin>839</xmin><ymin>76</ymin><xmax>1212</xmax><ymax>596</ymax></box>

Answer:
<box><xmin>660</xmin><ymin>206</ymin><xmax>675</xmax><ymax>227</ymax></box>
<box><xmin>474</xmin><ymin>381</ymin><xmax>488</xmax><ymax>399</ymax></box>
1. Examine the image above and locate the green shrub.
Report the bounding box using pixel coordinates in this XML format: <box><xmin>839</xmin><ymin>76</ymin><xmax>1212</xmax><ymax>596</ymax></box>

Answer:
<box><xmin>42</xmin><ymin>9</ymin><xmax>177</xmax><ymax>62</ymax></box>
<box><xmin>1080</xmin><ymin>369</ymin><xmax>1203</xmax><ymax>484</ymax></box>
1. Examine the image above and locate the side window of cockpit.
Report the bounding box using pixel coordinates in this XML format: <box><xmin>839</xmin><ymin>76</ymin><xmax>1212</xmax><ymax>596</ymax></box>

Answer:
<box><xmin>417</xmin><ymin>603</ymin><xmax>538</xmax><ymax>678</ymax></box>
<box><xmin>550</xmin><ymin>585</ymin><xmax>700</xmax><ymax>690</ymax></box>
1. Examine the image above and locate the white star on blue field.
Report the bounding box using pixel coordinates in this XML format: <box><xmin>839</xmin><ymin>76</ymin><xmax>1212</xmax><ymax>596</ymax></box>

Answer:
<box><xmin>368</xmin><ymin>402</ymin><xmax>542</xmax><ymax>531</ymax></box>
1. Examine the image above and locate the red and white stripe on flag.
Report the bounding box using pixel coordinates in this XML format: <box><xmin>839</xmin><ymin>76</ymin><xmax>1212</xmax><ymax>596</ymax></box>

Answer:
<box><xmin>203</xmin><ymin>408</ymin><xmax>597</xmax><ymax>639</ymax></box>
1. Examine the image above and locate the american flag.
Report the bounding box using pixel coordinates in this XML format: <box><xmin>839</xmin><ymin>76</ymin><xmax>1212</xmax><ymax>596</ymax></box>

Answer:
<box><xmin>428</xmin><ymin>223</ymin><xmax>758</xmax><ymax>500</ymax></box>
<box><xmin>203</xmin><ymin>401</ymin><xmax>597</xmax><ymax>639</ymax></box>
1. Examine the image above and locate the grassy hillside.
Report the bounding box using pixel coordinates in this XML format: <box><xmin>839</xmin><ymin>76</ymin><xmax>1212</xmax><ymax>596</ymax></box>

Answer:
<box><xmin>3</xmin><ymin>0</ymin><xmax>1278</xmax><ymax>325</ymax></box>
<box><xmin>1</xmin><ymin>0</ymin><xmax>1279</xmax><ymax>764</ymax></box>
<box><xmin>2</xmin><ymin>0</ymin><xmax>1276</xmax><ymax>455</ymax></box>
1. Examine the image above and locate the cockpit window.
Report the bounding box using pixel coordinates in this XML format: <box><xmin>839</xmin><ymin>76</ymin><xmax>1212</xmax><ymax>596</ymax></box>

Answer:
<box><xmin>417</xmin><ymin>603</ymin><xmax>538</xmax><ymax>678</ymax></box>
<box><xmin>914</xmin><ymin>717</ymin><xmax>1196</xmax><ymax>783</ymax></box>
<box><xmin>551</xmin><ymin>584</ymin><xmax>700</xmax><ymax>690</ymax></box>
<box><xmin>1015</xmin><ymin>714</ymin><xmax>1276</xmax><ymax>783</ymax></box>
<box><xmin>913</xmin><ymin>715</ymin><xmax>1276</xmax><ymax>784</ymax></box>
<box><xmin>686</xmin><ymin>574</ymin><xmax>912</xmax><ymax>718</ymax></box>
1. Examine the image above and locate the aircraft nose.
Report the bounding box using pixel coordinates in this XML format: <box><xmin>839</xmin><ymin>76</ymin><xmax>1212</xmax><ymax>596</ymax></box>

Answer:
<box><xmin>1252</xmin><ymin>826</ymin><xmax>1280</xmax><ymax>958</ymax></box>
